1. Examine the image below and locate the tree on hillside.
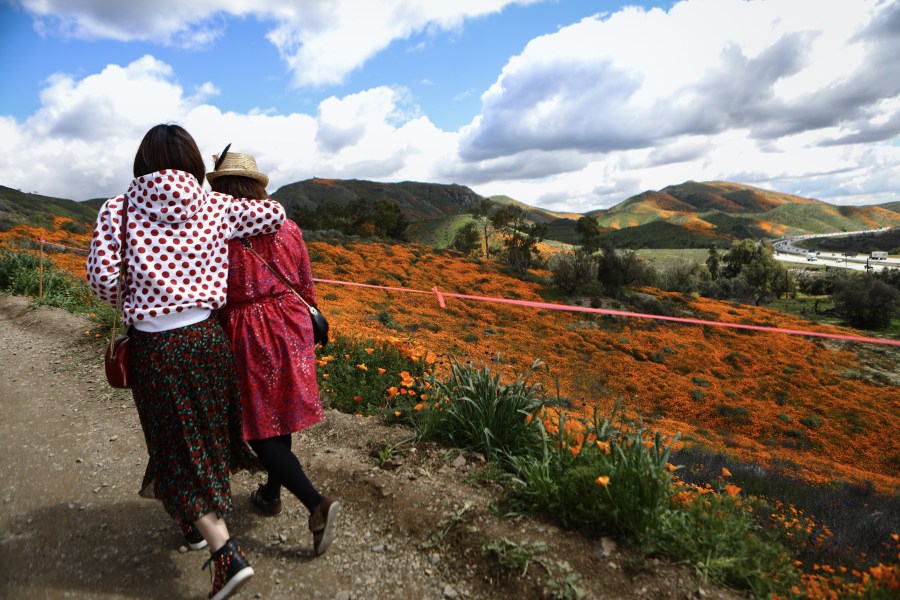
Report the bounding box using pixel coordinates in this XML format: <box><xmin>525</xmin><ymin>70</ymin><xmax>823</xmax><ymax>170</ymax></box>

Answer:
<box><xmin>722</xmin><ymin>239</ymin><xmax>757</xmax><ymax>278</ymax></box>
<box><xmin>706</xmin><ymin>243</ymin><xmax>721</xmax><ymax>281</ymax></box>
<box><xmin>289</xmin><ymin>198</ymin><xmax>408</xmax><ymax>240</ymax></box>
<box><xmin>576</xmin><ymin>215</ymin><xmax>602</xmax><ymax>255</ymax></box>
<box><xmin>595</xmin><ymin>239</ymin><xmax>656</xmax><ymax>295</ymax></box>
<box><xmin>451</xmin><ymin>221</ymin><xmax>481</xmax><ymax>255</ymax></box>
<box><xmin>708</xmin><ymin>239</ymin><xmax>793</xmax><ymax>305</ymax></box>
<box><xmin>490</xmin><ymin>204</ymin><xmax>548</xmax><ymax>276</ymax></box>
<box><xmin>470</xmin><ymin>198</ymin><xmax>498</xmax><ymax>259</ymax></box>
<box><xmin>550</xmin><ymin>250</ymin><xmax>594</xmax><ymax>294</ymax></box>
<box><xmin>832</xmin><ymin>274</ymin><xmax>899</xmax><ymax>329</ymax></box>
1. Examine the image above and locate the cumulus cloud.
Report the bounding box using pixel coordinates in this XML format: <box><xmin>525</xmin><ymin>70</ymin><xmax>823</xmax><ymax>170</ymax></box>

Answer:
<box><xmin>5</xmin><ymin>0</ymin><xmax>900</xmax><ymax>211</ymax></box>
<box><xmin>15</xmin><ymin>0</ymin><xmax>537</xmax><ymax>85</ymax></box>
<box><xmin>0</xmin><ymin>55</ymin><xmax>459</xmax><ymax>200</ymax></box>
<box><xmin>460</xmin><ymin>0</ymin><xmax>900</xmax><ymax>167</ymax></box>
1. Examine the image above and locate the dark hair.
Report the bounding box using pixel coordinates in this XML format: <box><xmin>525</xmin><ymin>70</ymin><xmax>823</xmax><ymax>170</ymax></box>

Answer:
<box><xmin>210</xmin><ymin>175</ymin><xmax>268</xmax><ymax>200</ymax></box>
<box><xmin>133</xmin><ymin>124</ymin><xmax>206</xmax><ymax>184</ymax></box>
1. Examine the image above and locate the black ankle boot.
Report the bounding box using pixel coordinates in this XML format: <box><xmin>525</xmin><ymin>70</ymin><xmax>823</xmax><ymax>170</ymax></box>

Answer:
<box><xmin>203</xmin><ymin>538</ymin><xmax>253</xmax><ymax>600</ymax></box>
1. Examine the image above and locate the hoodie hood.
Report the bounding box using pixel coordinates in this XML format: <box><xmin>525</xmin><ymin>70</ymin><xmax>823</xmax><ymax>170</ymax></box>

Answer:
<box><xmin>124</xmin><ymin>169</ymin><xmax>204</xmax><ymax>223</ymax></box>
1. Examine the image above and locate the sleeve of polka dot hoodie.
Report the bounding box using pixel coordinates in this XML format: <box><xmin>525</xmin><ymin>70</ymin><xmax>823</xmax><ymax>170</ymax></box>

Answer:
<box><xmin>224</xmin><ymin>197</ymin><xmax>286</xmax><ymax>240</ymax></box>
<box><xmin>86</xmin><ymin>197</ymin><xmax>124</xmax><ymax>307</ymax></box>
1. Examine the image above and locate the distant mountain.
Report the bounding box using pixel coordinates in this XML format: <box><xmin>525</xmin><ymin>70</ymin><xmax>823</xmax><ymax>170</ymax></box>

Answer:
<box><xmin>271</xmin><ymin>178</ymin><xmax>484</xmax><ymax>222</ymax></box>
<box><xmin>4</xmin><ymin>178</ymin><xmax>899</xmax><ymax>251</ymax></box>
<box><xmin>486</xmin><ymin>195</ymin><xmax>582</xmax><ymax>224</ymax></box>
<box><xmin>0</xmin><ymin>185</ymin><xmax>98</xmax><ymax>231</ymax></box>
<box><xmin>879</xmin><ymin>201</ymin><xmax>900</xmax><ymax>214</ymax></box>
<box><xmin>538</xmin><ymin>180</ymin><xmax>900</xmax><ymax>248</ymax></box>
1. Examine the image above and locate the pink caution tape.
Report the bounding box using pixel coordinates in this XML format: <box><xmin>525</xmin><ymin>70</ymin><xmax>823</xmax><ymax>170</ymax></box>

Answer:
<box><xmin>37</xmin><ymin>238</ymin><xmax>89</xmax><ymax>254</ymax></box>
<box><xmin>313</xmin><ymin>277</ymin><xmax>900</xmax><ymax>348</ymax></box>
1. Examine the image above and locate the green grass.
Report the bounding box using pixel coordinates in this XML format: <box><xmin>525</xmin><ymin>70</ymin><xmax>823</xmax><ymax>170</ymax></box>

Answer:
<box><xmin>404</xmin><ymin>214</ymin><xmax>475</xmax><ymax>248</ymax></box>
<box><xmin>0</xmin><ymin>248</ymin><xmax>116</xmax><ymax>326</ymax></box>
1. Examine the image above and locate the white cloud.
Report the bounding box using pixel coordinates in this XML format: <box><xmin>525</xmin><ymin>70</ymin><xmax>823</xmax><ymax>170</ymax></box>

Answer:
<box><xmin>5</xmin><ymin>0</ymin><xmax>900</xmax><ymax>211</ymax></box>
<box><xmin>0</xmin><ymin>55</ymin><xmax>460</xmax><ymax>200</ymax></box>
<box><xmin>15</xmin><ymin>0</ymin><xmax>538</xmax><ymax>85</ymax></box>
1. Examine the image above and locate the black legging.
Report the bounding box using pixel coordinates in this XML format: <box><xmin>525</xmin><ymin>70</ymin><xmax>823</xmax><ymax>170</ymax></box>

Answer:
<box><xmin>248</xmin><ymin>434</ymin><xmax>322</xmax><ymax>513</ymax></box>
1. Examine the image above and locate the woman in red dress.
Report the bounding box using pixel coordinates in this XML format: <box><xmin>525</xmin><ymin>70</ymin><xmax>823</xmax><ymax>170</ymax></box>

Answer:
<box><xmin>210</xmin><ymin>149</ymin><xmax>340</xmax><ymax>556</ymax></box>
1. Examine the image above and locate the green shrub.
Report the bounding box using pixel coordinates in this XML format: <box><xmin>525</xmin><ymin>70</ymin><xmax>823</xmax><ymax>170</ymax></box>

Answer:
<box><xmin>652</xmin><ymin>493</ymin><xmax>800</xmax><ymax>597</ymax></box>
<box><xmin>691</xmin><ymin>376</ymin><xmax>710</xmax><ymax>387</ymax></box>
<box><xmin>800</xmin><ymin>415</ymin><xmax>824</xmax><ymax>429</ymax></box>
<box><xmin>690</xmin><ymin>389</ymin><xmax>705</xmax><ymax>402</ymax></box>
<box><xmin>508</xmin><ymin>404</ymin><xmax>677</xmax><ymax>540</ymax></box>
<box><xmin>0</xmin><ymin>248</ymin><xmax>115</xmax><ymax>324</ymax></box>
<box><xmin>397</xmin><ymin>357</ymin><xmax>546</xmax><ymax>463</ymax></box>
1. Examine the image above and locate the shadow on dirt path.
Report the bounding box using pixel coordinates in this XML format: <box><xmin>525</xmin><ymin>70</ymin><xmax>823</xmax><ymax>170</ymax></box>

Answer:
<box><xmin>0</xmin><ymin>295</ymin><xmax>744</xmax><ymax>599</ymax></box>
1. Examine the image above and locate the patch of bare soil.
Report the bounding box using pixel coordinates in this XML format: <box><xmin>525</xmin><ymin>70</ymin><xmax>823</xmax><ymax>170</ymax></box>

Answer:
<box><xmin>0</xmin><ymin>294</ymin><xmax>745</xmax><ymax>599</ymax></box>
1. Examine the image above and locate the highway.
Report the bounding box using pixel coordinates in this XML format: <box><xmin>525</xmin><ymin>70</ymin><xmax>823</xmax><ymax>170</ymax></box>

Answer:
<box><xmin>772</xmin><ymin>229</ymin><xmax>898</xmax><ymax>272</ymax></box>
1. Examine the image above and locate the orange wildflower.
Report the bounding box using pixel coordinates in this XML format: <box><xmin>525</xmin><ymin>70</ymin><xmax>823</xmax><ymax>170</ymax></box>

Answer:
<box><xmin>365</xmin><ymin>348</ymin><xmax>374</xmax><ymax>354</ymax></box>
<box><xmin>386</xmin><ymin>386</ymin><xmax>398</xmax><ymax>396</ymax></box>
<box><xmin>595</xmin><ymin>441</ymin><xmax>611</xmax><ymax>455</ymax></box>
<box><xmin>643</xmin><ymin>440</ymin><xmax>655</xmax><ymax>450</ymax></box>
<box><xmin>595</xmin><ymin>475</ymin><xmax>610</xmax><ymax>487</ymax></box>
<box><xmin>353</xmin><ymin>395</ymin><xmax>363</xmax><ymax>403</ymax></box>
<box><xmin>666</xmin><ymin>463</ymin><xmax>677</xmax><ymax>472</ymax></box>
<box><xmin>525</xmin><ymin>414</ymin><xmax>534</xmax><ymax>424</ymax></box>
<box><xmin>377</xmin><ymin>368</ymin><xmax>386</xmax><ymax>375</ymax></box>
<box><xmin>394</xmin><ymin>411</ymin><xmax>401</xmax><ymax>417</ymax></box>
<box><xmin>724</xmin><ymin>484</ymin><xmax>741</xmax><ymax>497</ymax></box>
<box><xmin>722</xmin><ymin>467</ymin><xmax>732</xmax><ymax>477</ymax></box>
<box><xmin>356</xmin><ymin>363</ymin><xmax>368</xmax><ymax>371</ymax></box>
<box><xmin>413</xmin><ymin>403</ymin><xmax>424</xmax><ymax>411</ymax></box>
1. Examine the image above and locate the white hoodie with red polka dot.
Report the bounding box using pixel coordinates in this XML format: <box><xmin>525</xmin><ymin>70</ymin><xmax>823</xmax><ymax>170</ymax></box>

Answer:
<box><xmin>87</xmin><ymin>169</ymin><xmax>285</xmax><ymax>331</ymax></box>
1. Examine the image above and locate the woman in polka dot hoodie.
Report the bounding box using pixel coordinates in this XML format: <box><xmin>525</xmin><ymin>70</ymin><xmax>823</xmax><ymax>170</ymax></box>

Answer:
<box><xmin>86</xmin><ymin>124</ymin><xmax>283</xmax><ymax>600</ymax></box>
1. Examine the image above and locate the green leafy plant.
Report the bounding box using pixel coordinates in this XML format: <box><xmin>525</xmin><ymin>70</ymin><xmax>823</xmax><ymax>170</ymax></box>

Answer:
<box><xmin>508</xmin><ymin>403</ymin><xmax>677</xmax><ymax>540</ymax></box>
<box><xmin>398</xmin><ymin>356</ymin><xmax>546</xmax><ymax>463</ymax></box>
<box><xmin>652</xmin><ymin>493</ymin><xmax>800</xmax><ymax>597</ymax></box>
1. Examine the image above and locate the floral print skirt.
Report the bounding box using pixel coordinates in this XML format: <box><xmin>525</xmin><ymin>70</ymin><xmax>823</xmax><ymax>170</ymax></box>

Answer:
<box><xmin>128</xmin><ymin>316</ymin><xmax>256</xmax><ymax>523</ymax></box>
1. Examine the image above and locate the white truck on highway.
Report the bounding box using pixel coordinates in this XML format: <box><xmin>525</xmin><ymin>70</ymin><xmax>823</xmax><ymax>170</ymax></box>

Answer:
<box><xmin>871</xmin><ymin>251</ymin><xmax>888</xmax><ymax>260</ymax></box>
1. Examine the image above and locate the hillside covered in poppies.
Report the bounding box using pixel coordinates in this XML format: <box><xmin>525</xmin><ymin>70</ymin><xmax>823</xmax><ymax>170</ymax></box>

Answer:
<box><xmin>305</xmin><ymin>238</ymin><xmax>899</xmax><ymax>494</ymax></box>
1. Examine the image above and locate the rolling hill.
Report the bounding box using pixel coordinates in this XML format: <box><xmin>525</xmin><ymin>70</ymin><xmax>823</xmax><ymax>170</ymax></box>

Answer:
<box><xmin>4</xmin><ymin>178</ymin><xmax>900</xmax><ymax>252</ymax></box>
<box><xmin>539</xmin><ymin>181</ymin><xmax>900</xmax><ymax>248</ymax></box>
<box><xmin>0</xmin><ymin>186</ymin><xmax>99</xmax><ymax>231</ymax></box>
<box><xmin>271</xmin><ymin>178</ymin><xmax>484</xmax><ymax>222</ymax></box>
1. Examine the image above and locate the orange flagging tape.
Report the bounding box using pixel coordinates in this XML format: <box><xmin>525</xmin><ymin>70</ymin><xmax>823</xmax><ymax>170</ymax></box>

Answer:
<box><xmin>312</xmin><ymin>277</ymin><xmax>900</xmax><ymax>348</ymax></box>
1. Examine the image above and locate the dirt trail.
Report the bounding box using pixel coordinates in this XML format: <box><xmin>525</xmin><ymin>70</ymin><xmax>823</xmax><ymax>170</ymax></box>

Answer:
<box><xmin>0</xmin><ymin>295</ymin><xmax>742</xmax><ymax>600</ymax></box>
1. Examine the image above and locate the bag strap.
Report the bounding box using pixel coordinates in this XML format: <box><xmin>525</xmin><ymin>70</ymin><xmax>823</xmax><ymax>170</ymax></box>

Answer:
<box><xmin>238</xmin><ymin>238</ymin><xmax>320</xmax><ymax>315</ymax></box>
<box><xmin>109</xmin><ymin>198</ymin><xmax>130</xmax><ymax>349</ymax></box>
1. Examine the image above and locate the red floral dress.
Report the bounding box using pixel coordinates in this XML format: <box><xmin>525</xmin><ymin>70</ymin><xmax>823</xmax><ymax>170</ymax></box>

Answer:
<box><xmin>218</xmin><ymin>219</ymin><xmax>324</xmax><ymax>441</ymax></box>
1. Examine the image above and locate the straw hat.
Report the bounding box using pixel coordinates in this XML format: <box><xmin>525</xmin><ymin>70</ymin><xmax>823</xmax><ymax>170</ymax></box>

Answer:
<box><xmin>207</xmin><ymin>146</ymin><xmax>269</xmax><ymax>187</ymax></box>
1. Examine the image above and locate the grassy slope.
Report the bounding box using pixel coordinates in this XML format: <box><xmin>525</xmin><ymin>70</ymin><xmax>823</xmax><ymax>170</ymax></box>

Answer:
<box><xmin>271</xmin><ymin>178</ymin><xmax>484</xmax><ymax>222</ymax></box>
<box><xmin>0</xmin><ymin>186</ymin><xmax>98</xmax><ymax>231</ymax></box>
<box><xmin>405</xmin><ymin>214</ymin><xmax>474</xmax><ymax>248</ymax></box>
<box><xmin>309</xmin><ymin>239</ymin><xmax>899</xmax><ymax>494</ymax></box>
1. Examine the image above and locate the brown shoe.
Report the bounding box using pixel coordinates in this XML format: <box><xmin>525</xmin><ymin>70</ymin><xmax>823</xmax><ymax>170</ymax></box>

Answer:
<box><xmin>309</xmin><ymin>496</ymin><xmax>340</xmax><ymax>556</ymax></box>
<box><xmin>250</xmin><ymin>484</ymin><xmax>282</xmax><ymax>516</ymax></box>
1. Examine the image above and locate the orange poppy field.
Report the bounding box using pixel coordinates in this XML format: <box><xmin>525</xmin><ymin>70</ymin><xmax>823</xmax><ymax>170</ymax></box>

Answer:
<box><xmin>3</xmin><ymin>220</ymin><xmax>899</xmax><ymax>495</ymax></box>
<box><xmin>304</xmin><ymin>239</ymin><xmax>899</xmax><ymax>495</ymax></box>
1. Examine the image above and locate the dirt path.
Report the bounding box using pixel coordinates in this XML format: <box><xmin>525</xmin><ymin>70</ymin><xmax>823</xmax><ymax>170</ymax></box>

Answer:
<box><xmin>0</xmin><ymin>295</ymin><xmax>743</xmax><ymax>600</ymax></box>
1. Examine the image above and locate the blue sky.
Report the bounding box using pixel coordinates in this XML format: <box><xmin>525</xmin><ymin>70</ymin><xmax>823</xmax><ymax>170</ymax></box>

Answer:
<box><xmin>1</xmin><ymin>0</ymin><xmax>898</xmax><ymax>211</ymax></box>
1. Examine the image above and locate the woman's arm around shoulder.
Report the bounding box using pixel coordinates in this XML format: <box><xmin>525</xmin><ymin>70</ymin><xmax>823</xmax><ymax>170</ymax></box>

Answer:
<box><xmin>217</xmin><ymin>192</ymin><xmax>286</xmax><ymax>240</ymax></box>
